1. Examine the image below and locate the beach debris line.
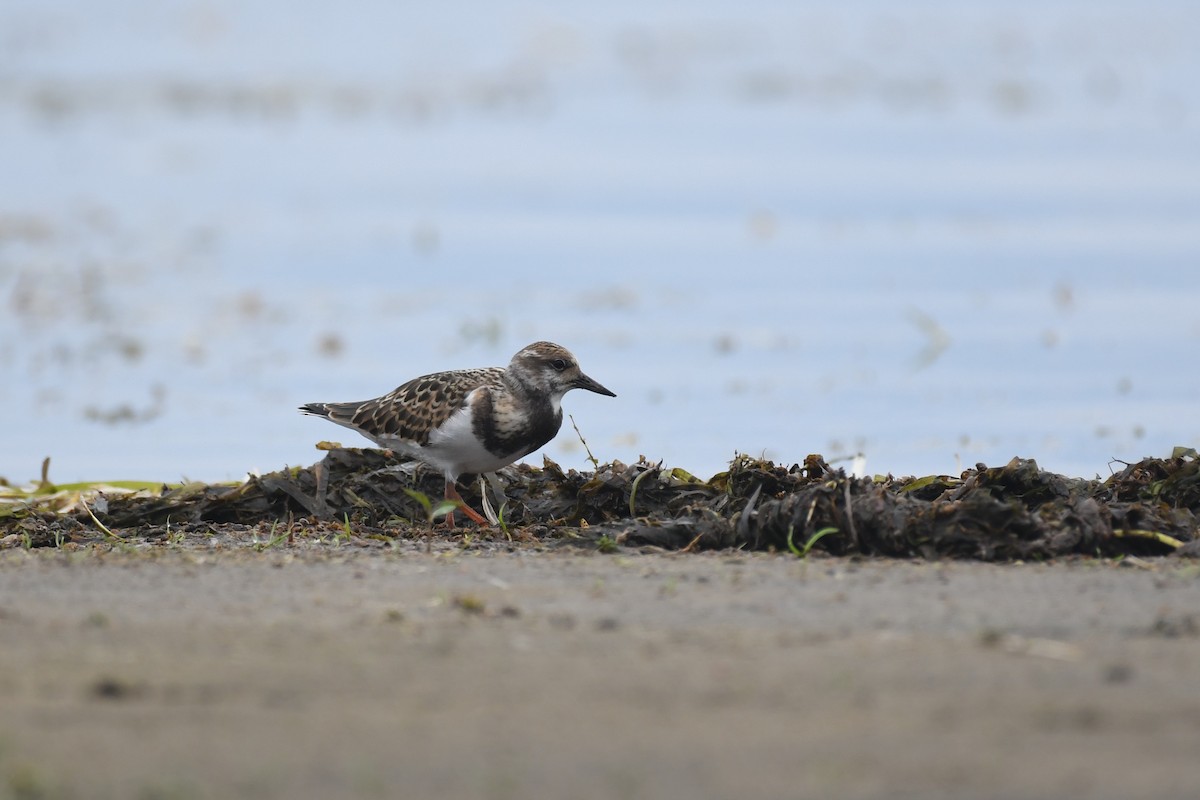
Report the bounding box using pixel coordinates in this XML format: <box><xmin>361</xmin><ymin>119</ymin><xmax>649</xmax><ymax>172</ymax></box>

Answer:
<box><xmin>2</xmin><ymin>448</ymin><xmax>1198</xmax><ymax>560</ymax></box>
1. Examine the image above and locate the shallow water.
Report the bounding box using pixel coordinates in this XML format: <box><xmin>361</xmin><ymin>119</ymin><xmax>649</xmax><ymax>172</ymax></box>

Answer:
<box><xmin>2</xmin><ymin>0</ymin><xmax>1198</xmax><ymax>484</ymax></box>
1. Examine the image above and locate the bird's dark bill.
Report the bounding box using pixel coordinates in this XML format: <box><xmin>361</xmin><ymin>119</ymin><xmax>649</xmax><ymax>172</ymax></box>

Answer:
<box><xmin>575</xmin><ymin>373</ymin><xmax>616</xmax><ymax>397</ymax></box>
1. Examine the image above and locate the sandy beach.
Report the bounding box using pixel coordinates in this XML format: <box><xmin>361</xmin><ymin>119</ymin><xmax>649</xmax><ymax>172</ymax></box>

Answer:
<box><xmin>2</xmin><ymin>546</ymin><xmax>1198</xmax><ymax>799</ymax></box>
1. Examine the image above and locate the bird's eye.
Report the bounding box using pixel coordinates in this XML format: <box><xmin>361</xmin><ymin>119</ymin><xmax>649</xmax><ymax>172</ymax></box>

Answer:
<box><xmin>550</xmin><ymin>358</ymin><xmax>568</xmax><ymax>371</ymax></box>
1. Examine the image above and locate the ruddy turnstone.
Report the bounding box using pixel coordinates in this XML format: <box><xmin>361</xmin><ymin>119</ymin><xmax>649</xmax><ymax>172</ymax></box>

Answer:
<box><xmin>299</xmin><ymin>341</ymin><xmax>615</xmax><ymax>526</ymax></box>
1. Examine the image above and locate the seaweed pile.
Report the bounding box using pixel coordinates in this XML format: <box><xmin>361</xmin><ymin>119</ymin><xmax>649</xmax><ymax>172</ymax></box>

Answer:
<box><xmin>3</xmin><ymin>448</ymin><xmax>1199</xmax><ymax>559</ymax></box>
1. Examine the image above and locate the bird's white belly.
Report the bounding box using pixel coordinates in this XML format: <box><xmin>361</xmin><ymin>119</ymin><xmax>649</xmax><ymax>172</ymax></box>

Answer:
<box><xmin>420</xmin><ymin>405</ymin><xmax>521</xmax><ymax>478</ymax></box>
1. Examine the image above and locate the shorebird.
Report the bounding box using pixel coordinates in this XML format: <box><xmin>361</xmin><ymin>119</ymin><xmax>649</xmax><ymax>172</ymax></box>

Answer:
<box><xmin>299</xmin><ymin>341</ymin><xmax>615</xmax><ymax>526</ymax></box>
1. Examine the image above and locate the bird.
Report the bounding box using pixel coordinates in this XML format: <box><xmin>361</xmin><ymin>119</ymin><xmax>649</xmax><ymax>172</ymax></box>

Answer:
<box><xmin>299</xmin><ymin>341</ymin><xmax>616</xmax><ymax>526</ymax></box>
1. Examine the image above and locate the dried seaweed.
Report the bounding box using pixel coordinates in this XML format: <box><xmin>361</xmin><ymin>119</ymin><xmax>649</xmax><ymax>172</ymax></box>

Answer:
<box><xmin>3</xmin><ymin>449</ymin><xmax>1198</xmax><ymax>560</ymax></box>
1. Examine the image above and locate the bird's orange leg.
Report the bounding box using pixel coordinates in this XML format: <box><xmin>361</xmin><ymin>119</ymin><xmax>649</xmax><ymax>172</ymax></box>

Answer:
<box><xmin>444</xmin><ymin>480</ymin><xmax>489</xmax><ymax>527</ymax></box>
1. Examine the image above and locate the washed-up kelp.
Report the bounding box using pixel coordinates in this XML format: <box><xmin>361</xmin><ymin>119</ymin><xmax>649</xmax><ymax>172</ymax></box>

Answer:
<box><xmin>3</xmin><ymin>448</ymin><xmax>1198</xmax><ymax>560</ymax></box>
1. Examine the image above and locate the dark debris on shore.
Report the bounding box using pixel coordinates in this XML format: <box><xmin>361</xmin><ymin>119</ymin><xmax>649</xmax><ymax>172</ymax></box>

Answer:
<box><xmin>4</xmin><ymin>447</ymin><xmax>1199</xmax><ymax>560</ymax></box>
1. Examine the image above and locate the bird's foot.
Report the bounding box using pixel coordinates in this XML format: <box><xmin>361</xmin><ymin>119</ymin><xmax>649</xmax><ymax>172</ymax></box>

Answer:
<box><xmin>444</xmin><ymin>482</ymin><xmax>490</xmax><ymax>527</ymax></box>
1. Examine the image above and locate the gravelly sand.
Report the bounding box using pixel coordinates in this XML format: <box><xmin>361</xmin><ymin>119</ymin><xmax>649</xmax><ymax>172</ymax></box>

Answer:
<box><xmin>1</xmin><ymin>547</ymin><xmax>1198</xmax><ymax>799</ymax></box>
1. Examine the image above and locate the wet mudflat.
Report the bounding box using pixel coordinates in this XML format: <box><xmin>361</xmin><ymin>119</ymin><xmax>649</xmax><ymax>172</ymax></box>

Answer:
<box><xmin>1</xmin><ymin>547</ymin><xmax>1199</xmax><ymax>800</ymax></box>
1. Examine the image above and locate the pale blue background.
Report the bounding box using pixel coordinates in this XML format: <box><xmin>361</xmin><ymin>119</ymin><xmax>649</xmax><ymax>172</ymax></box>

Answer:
<box><xmin>1</xmin><ymin>0</ymin><xmax>1197</xmax><ymax>483</ymax></box>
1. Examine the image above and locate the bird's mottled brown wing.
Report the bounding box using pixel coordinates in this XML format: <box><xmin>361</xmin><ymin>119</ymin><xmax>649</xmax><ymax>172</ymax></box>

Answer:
<box><xmin>331</xmin><ymin>367</ymin><xmax>503</xmax><ymax>446</ymax></box>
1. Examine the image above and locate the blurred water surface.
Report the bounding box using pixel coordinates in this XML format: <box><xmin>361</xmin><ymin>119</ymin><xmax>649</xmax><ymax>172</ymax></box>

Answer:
<box><xmin>2</xmin><ymin>0</ymin><xmax>1198</xmax><ymax>483</ymax></box>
